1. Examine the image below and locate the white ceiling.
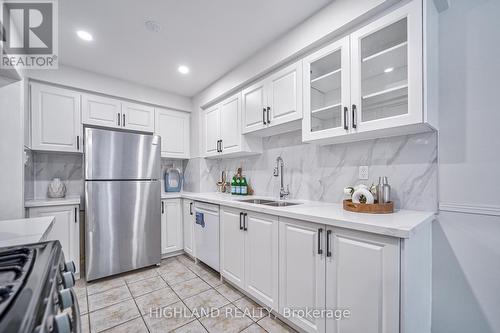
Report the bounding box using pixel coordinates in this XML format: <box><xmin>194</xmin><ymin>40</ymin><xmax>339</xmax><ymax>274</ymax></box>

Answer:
<box><xmin>59</xmin><ymin>0</ymin><xmax>333</xmax><ymax>97</ymax></box>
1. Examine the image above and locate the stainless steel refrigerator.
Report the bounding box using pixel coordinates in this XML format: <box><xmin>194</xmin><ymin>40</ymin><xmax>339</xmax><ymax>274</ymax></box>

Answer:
<box><xmin>84</xmin><ymin>127</ymin><xmax>161</xmax><ymax>281</ymax></box>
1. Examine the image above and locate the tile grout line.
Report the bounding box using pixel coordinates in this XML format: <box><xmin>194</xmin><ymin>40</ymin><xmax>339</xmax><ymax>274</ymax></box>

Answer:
<box><xmin>123</xmin><ymin>276</ymin><xmax>151</xmax><ymax>333</ymax></box>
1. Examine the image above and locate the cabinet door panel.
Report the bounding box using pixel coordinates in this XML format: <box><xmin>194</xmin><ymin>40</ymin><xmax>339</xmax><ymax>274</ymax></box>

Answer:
<box><xmin>182</xmin><ymin>200</ymin><xmax>194</xmax><ymax>256</ymax></box>
<box><xmin>220</xmin><ymin>94</ymin><xmax>241</xmax><ymax>154</ymax></box>
<box><xmin>155</xmin><ymin>108</ymin><xmax>190</xmax><ymax>158</ymax></box>
<box><xmin>31</xmin><ymin>83</ymin><xmax>82</xmax><ymax>152</ymax></box>
<box><xmin>82</xmin><ymin>94</ymin><xmax>121</xmax><ymax>129</ymax></box>
<box><xmin>242</xmin><ymin>81</ymin><xmax>266</xmax><ymax>133</ymax></box>
<box><xmin>302</xmin><ymin>37</ymin><xmax>350</xmax><ymax>142</ymax></box>
<box><xmin>220</xmin><ymin>207</ymin><xmax>245</xmax><ymax>289</ymax></box>
<box><xmin>244</xmin><ymin>212</ymin><xmax>278</xmax><ymax>310</ymax></box>
<box><xmin>123</xmin><ymin>102</ymin><xmax>154</xmax><ymax>132</ymax></box>
<box><xmin>279</xmin><ymin>218</ymin><xmax>325</xmax><ymax>333</ymax></box>
<box><xmin>350</xmin><ymin>0</ymin><xmax>422</xmax><ymax>133</ymax></box>
<box><xmin>161</xmin><ymin>199</ymin><xmax>183</xmax><ymax>254</ymax></box>
<box><xmin>268</xmin><ymin>61</ymin><xmax>302</xmax><ymax>126</ymax></box>
<box><xmin>326</xmin><ymin>228</ymin><xmax>399</xmax><ymax>333</ymax></box>
<box><xmin>204</xmin><ymin>105</ymin><xmax>220</xmax><ymax>157</ymax></box>
<box><xmin>29</xmin><ymin>205</ymin><xmax>80</xmax><ymax>274</ymax></box>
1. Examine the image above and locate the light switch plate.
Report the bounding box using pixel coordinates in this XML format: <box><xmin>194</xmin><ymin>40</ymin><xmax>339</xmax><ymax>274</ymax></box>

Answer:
<box><xmin>359</xmin><ymin>166</ymin><xmax>369</xmax><ymax>180</ymax></box>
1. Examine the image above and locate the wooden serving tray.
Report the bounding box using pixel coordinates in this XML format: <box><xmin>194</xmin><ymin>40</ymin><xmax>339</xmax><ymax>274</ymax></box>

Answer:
<box><xmin>343</xmin><ymin>199</ymin><xmax>394</xmax><ymax>214</ymax></box>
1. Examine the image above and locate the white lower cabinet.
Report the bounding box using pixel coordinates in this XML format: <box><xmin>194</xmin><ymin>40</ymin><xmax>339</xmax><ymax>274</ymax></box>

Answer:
<box><xmin>28</xmin><ymin>205</ymin><xmax>80</xmax><ymax>275</ymax></box>
<box><xmin>161</xmin><ymin>199</ymin><xmax>183</xmax><ymax>255</ymax></box>
<box><xmin>220</xmin><ymin>207</ymin><xmax>279</xmax><ymax>309</ymax></box>
<box><xmin>279</xmin><ymin>217</ymin><xmax>400</xmax><ymax>333</ymax></box>
<box><xmin>182</xmin><ymin>199</ymin><xmax>195</xmax><ymax>256</ymax></box>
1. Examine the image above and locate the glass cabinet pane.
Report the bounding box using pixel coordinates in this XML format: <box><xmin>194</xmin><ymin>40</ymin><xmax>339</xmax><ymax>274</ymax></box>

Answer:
<box><xmin>360</xmin><ymin>18</ymin><xmax>408</xmax><ymax>122</ymax></box>
<box><xmin>309</xmin><ymin>49</ymin><xmax>342</xmax><ymax>132</ymax></box>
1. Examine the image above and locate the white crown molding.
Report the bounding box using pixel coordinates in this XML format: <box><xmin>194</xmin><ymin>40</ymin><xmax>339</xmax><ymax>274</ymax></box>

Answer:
<box><xmin>439</xmin><ymin>202</ymin><xmax>500</xmax><ymax>217</ymax></box>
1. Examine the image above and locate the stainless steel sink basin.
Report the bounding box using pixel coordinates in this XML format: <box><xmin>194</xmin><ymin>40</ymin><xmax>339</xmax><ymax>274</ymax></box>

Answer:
<box><xmin>262</xmin><ymin>201</ymin><xmax>301</xmax><ymax>207</ymax></box>
<box><xmin>237</xmin><ymin>199</ymin><xmax>275</xmax><ymax>204</ymax></box>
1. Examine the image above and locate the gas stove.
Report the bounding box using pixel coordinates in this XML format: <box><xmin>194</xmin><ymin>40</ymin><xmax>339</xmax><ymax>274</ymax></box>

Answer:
<box><xmin>0</xmin><ymin>241</ymin><xmax>79</xmax><ymax>333</ymax></box>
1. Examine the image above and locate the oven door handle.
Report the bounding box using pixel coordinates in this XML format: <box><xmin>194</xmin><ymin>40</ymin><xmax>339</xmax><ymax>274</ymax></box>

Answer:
<box><xmin>69</xmin><ymin>288</ymin><xmax>82</xmax><ymax>333</ymax></box>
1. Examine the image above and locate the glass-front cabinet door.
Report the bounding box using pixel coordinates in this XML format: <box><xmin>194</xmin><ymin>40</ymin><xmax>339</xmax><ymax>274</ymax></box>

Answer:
<box><xmin>302</xmin><ymin>36</ymin><xmax>350</xmax><ymax>142</ymax></box>
<box><xmin>350</xmin><ymin>0</ymin><xmax>422</xmax><ymax>133</ymax></box>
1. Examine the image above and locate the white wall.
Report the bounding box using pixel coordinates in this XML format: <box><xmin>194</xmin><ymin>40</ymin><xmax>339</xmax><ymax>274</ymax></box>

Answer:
<box><xmin>0</xmin><ymin>81</ymin><xmax>25</xmax><ymax>219</ymax></box>
<box><xmin>434</xmin><ymin>0</ymin><xmax>500</xmax><ymax>332</ymax></box>
<box><xmin>26</xmin><ymin>65</ymin><xmax>192</xmax><ymax>112</ymax></box>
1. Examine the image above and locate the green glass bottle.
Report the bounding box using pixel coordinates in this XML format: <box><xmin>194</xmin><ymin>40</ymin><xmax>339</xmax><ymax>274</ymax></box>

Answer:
<box><xmin>231</xmin><ymin>175</ymin><xmax>237</xmax><ymax>195</ymax></box>
<box><xmin>241</xmin><ymin>176</ymin><xmax>248</xmax><ymax>195</ymax></box>
<box><xmin>235</xmin><ymin>176</ymin><xmax>241</xmax><ymax>195</ymax></box>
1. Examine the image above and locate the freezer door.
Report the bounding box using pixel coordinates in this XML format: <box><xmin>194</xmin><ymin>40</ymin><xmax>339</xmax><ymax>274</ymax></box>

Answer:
<box><xmin>85</xmin><ymin>127</ymin><xmax>160</xmax><ymax>180</ymax></box>
<box><xmin>85</xmin><ymin>180</ymin><xmax>161</xmax><ymax>281</ymax></box>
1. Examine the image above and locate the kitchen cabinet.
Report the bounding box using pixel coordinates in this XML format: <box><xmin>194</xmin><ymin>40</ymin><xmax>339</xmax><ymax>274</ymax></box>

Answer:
<box><xmin>122</xmin><ymin>101</ymin><xmax>155</xmax><ymax>132</ymax></box>
<box><xmin>220</xmin><ymin>207</ymin><xmax>278</xmax><ymax>309</ymax></box>
<box><xmin>279</xmin><ymin>218</ymin><xmax>325</xmax><ymax>333</ymax></box>
<box><xmin>155</xmin><ymin>108</ymin><xmax>190</xmax><ymax>159</ymax></box>
<box><xmin>30</xmin><ymin>83</ymin><xmax>82</xmax><ymax>152</ymax></box>
<box><xmin>203</xmin><ymin>93</ymin><xmax>261</xmax><ymax>158</ymax></box>
<box><xmin>82</xmin><ymin>93</ymin><xmax>154</xmax><ymax>133</ymax></box>
<box><xmin>325</xmin><ymin>227</ymin><xmax>399</xmax><ymax>333</ymax></box>
<box><xmin>161</xmin><ymin>199</ymin><xmax>183</xmax><ymax>255</ymax></box>
<box><xmin>182</xmin><ymin>199</ymin><xmax>195</xmax><ymax>256</ymax></box>
<box><xmin>28</xmin><ymin>205</ymin><xmax>80</xmax><ymax>275</ymax></box>
<box><xmin>82</xmin><ymin>93</ymin><xmax>122</xmax><ymax>129</ymax></box>
<box><xmin>303</xmin><ymin>1</ymin><xmax>435</xmax><ymax>144</ymax></box>
<box><xmin>279</xmin><ymin>217</ymin><xmax>400</xmax><ymax>333</ymax></box>
<box><xmin>242</xmin><ymin>61</ymin><xmax>302</xmax><ymax>136</ymax></box>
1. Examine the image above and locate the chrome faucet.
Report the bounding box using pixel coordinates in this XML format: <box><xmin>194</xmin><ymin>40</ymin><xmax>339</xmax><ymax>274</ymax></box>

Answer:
<box><xmin>274</xmin><ymin>156</ymin><xmax>290</xmax><ymax>200</ymax></box>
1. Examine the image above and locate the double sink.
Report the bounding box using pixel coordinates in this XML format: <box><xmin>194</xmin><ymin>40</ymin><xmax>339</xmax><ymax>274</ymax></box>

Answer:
<box><xmin>237</xmin><ymin>198</ymin><xmax>301</xmax><ymax>207</ymax></box>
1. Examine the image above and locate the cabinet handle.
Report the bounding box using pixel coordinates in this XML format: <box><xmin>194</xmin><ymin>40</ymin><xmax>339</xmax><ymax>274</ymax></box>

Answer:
<box><xmin>74</xmin><ymin>208</ymin><xmax>77</xmax><ymax>223</ymax></box>
<box><xmin>161</xmin><ymin>201</ymin><xmax>164</xmax><ymax>214</ymax></box>
<box><xmin>343</xmin><ymin>107</ymin><xmax>349</xmax><ymax>130</ymax></box>
<box><xmin>263</xmin><ymin>108</ymin><xmax>267</xmax><ymax>125</ymax></box>
<box><xmin>190</xmin><ymin>202</ymin><xmax>193</xmax><ymax>215</ymax></box>
<box><xmin>243</xmin><ymin>213</ymin><xmax>248</xmax><ymax>231</ymax></box>
<box><xmin>220</xmin><ymin>139</ymin><xmax>223</xmax><ymax>152</ymax></box>
<box><xmin>117</xmin><ymin>113</ymin><xmax>120</xmax><ymax>126</ymax></box>
<box><xmin>352</xmin><ymin>104</ymin><xmax>357</xmax><ymax>129</ymax></box>
<box><xmin>76</xmin><ymin>136</ymin><xmax>80</xmax><ymax>150</ymax></box>
<box><xmin>326</xmin><ymin>230</ymin><xmax>332</xmax><ymax>257</ymax></box>
<box><xmin>239</xmin><ymin>212</ymin><xmax>243</xmax><ymax>230</ymax></box>
<box><xmin>317</xmin><ymin>228</ymin><xmax>323</xmax><ymax>254</ymax></box>
<box><xmin>267</xmin><ymin>106</ymin><xmax>271</xmax><ymax>124</ymax></box>
<box><xmin>123</xmin><ymin>114</ymin><xmax>126</xmax><ymax>127</ymax></box>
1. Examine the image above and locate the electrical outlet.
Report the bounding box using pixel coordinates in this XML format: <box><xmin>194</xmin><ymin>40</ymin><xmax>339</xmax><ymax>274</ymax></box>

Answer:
<box><xmin>359</xmin><ymin>166</ymin><xmax>369</xmax><ymax>180</ymax></box>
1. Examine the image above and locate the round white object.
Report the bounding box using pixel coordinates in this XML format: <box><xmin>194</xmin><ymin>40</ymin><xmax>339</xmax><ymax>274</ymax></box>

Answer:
<box><xmin>352</xmin><ymin>188</ymin><xmax>374</xmax><ymax>204</ymax></box>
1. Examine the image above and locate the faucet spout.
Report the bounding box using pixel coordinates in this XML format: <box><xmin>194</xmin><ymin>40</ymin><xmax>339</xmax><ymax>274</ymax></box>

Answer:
<box><xmin>274</xmin><ymin>156</ymin><xmax>290</xmax><ymax>200</ymax></box>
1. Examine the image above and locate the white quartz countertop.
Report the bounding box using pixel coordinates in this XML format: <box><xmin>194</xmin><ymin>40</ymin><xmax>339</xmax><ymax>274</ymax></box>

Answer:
<box><xmin>25</xmin><ymin>196</ymin><xmax>81</xmax><ymax>208</ymax></box>
<box><xmin>0</xmin><ymin>216</ymin><xmax>55</xmax><ymax>247</ymax></box>
<box><xmin>179</xmin><ymin>192</ymin><xmax>435</xmax><ymax>238</ymax></box>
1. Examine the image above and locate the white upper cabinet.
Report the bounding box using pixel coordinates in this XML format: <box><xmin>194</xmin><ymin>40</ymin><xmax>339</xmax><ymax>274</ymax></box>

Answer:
<box><xmin>303</xmin><ymin>37</ymin><xmax>351</xmax><ymax>142</ymax></box>
<box><xmin>242</xmin><ymin>61</ymin><xmax>302</xmax><ymax>136</ymax></box>
<box><xmin>303</xmin><ymin>0</ymin><xmax>433</xmax><ymax>144</ymax></box>
<box><xmin>31</xmin><ymin>83</ymin><xmax>82</xmax><ymax>152</ymax></box>
<box><xmin>82</xmin><ymin>93</ymin><xmax>122</xmax><ymax>129</ymax></box>
<box><xmin>350</xmin><ymin>0</ymin><xmax>422</xmax><ymax>134</ymax></box>
<box><xmin>122</xmin><ymin>101</ymin><xmax>155</xmax><ymax>132</ymax></box>
<box><xmin>203</xmin><ymin>93</ymin><xmax>261</xmax><ymax>158</ymax></box>
<box><xmin>155</xmin><ymin>108</ymin><xmax>190</xmax><ymax>159</ymax></box>
<box><xmin>82</xmin><ymin>94</ymin><xmax>154</xmax><ymax>133</ymax></box>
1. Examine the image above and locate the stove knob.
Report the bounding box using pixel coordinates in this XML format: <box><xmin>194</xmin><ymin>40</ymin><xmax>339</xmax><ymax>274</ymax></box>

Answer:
<box><xmin>62</xmin><ymin>271</ymin><xmax>75</xmax><ymax>288</ymax></box>
<box><xmin>65</xmin><ymin>261</ymin><xmax>76</xmax><ymax>274</ymax></box>
<box><xmin>59</xmin><ymin>288</ymin><xmax>74</xmax><ymax>309</ymax></box>
<box><xmin>54</xmin><ymin>313</ymin><xmax>71</xmax><ymax>333</ymax></box>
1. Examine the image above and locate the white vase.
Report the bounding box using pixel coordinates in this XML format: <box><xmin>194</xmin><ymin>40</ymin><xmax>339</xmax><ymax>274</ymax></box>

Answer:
<box><xmin>47</xmin><ymin>178</ymin><xmax>66</xmax><ymax>198</ymax></box>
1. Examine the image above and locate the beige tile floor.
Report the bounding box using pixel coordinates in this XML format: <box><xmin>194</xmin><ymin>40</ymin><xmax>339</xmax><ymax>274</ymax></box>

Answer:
<box><xmin>74</xmin><ymin>255</ymin><xmax>297</xmax><ymax>333</ymax></box>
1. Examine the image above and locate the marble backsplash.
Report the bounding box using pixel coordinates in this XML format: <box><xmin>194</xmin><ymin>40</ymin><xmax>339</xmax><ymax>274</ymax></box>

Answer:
<box><xmin>186</xmin><ymin>130</ymin><xmax>438</xmax><ymax>211</ymax></box>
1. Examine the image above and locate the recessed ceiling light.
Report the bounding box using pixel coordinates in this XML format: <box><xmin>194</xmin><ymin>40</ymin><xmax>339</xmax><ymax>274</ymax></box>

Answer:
<box><xmin>145</xmin><ymin>20</ymin><xmax>161</xmax><ymax>33</ymax></box>
<box><xmin>76</xmin><ymin>30</ymin><xmax>93</xmax><ymax>41</ymax></box>
<box><xmin>384</xmin><ymin>67</ymin><xmax>394</xmax><ymax>73</ymax></box>
<box><xmin>178</xmin><ymin>65</ymin><xmax>190</xmax><ymax>74</ymax></box>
